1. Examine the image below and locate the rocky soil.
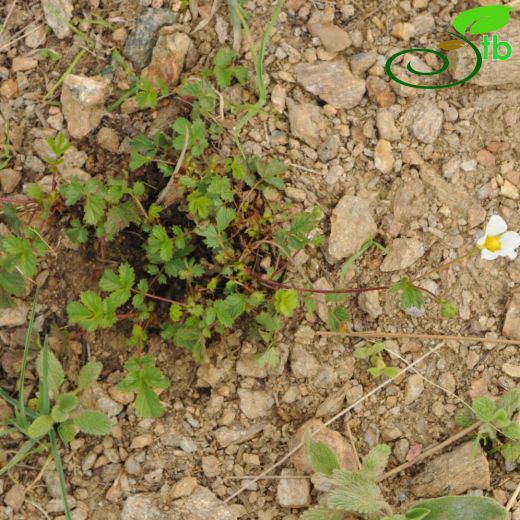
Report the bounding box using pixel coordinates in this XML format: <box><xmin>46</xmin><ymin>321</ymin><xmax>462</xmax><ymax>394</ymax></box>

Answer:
<box><xmin>1</xmin><ymin>0</ymin><xmax>520</xmax><ymax>519</ymax></box>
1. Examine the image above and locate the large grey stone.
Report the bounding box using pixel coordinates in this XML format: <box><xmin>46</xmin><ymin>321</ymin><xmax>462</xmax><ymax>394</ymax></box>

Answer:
<box><xmin>123</xmin><ymin>9</ymin><xmax>177</xmax><ymax>69</ymax></box>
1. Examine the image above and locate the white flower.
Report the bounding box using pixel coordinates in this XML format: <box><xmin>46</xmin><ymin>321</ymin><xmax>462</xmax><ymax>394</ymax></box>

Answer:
<box><xmin>477</xmin><ymin>215</ymin><xmax>520</xmax><ymax>260</ymax></box>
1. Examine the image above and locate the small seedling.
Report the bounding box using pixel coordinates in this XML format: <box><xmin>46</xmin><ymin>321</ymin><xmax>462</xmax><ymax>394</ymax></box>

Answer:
<box><xmin>301</xmin><ymin>435</ymin><xmax>508</xmax><ymax>520</ymax></box>
<box><xmin>0</xmin><ymin>296</ymin><xmax>111</xmax><ymax>520</ymax></box>
<box><xmin>39</xmin><ymin>48</ymin><xmax>61</xmax><ymax>61</ymax></box>
<box><xmin>117</xmin><ymin>353</ymin><xmax>169</xmax><ymax>418</ymax></box>
<box><xmin>212</xmin><ymin>47</ymin><xmax>248</xmax><ymax>89</ymax></box>
<box><xmin>455</xmin><ymin>389</ymin><xmax>520</xmax><ymax>462</ymax></box>
<box><xmin>354</xmin><ymin>343</ymin><xmax>400</xmax><ymax>379</ymax></box>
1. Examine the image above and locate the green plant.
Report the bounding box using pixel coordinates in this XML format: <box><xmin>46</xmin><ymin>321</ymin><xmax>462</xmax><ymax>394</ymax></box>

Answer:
<box><xmin>0</xmin><ymin>294</ymin><xmax>111</xmax><ymax>520</ymax></box>
<box><xmin>118</xmin><ymin>352</ymin><xmax>169</xmax><ymax>417</ymax></box>
<box><xmin>135</xmin><ymin>78</ymin><xmax>169</xmax><ymax>109</ymax></box>
<box><xmin>212</xmin><ymin>47</ymin><xmax>248</xmax><ymax>89</ymax></box>
<box><xmin>0</xmin><ymin>204</ymin><xmax>48</xmax><ymax>307</ymax></box>
<box><xmin>300</xmin><ymin>436</ymin><xmax>508</xmax><ymax>520</ymax></box>
<box><xmin>354</xmin><ymin>343</ymin><xmax>400</xmax><ymax>379</ymax></box>
<box><xmin>455</xmin><ymin>389</ymin><xmax>520</xmax><ymax>462</ymax></box>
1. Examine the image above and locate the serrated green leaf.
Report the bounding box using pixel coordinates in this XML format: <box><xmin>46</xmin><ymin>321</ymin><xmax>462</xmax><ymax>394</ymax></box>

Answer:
<box><xmin>169</xmin><ymin>303</ymin><xmax>183</xmax><ymax>322</ymax></box>
<box><xmin>215</xmin><ymin>293</ymin><xmax>247</xmax><ymax>327</ymax></box>
<box><xmin>304</xmin><ymin>431</ymin><xmax>340</xmax><ymax>476</ymax></box>
<box><xmin>67</xmin><ymin>292</ymin><xmax>117</xmax><ymax>332</ymax></box>
<box><xmin>99</xmin><ymin>263</ymin><xmax>134</xmax><ymax>306</ymax></box>
<box><xmin>330</xmin><ymin>470</ymin><xmax>389</xmax><ymax>515</ymax></box>
<box><xmin>255</xmin><ymin>347</ymin><xmax>280</xmax><ymax>370</ymax></box>
<box><xmin>360</xmin><ymin>444</ymin><xmax>391</xmax><ymax>479</ymax></box>
<box><xmin>410</xmin><ymin>496</ymin><xmax>507</xmax><ymax>520</ymax></box>
<box><xmin>273</xmin><ymin>288</ymin><xmax>299</xmax><ymax>318</ymax></box>
<box><xmin>216</xmin><ymin>207</ymin><xmax>236</xmax><ymax>232</ymax></box>
<box><xmin>105</xmin><ymin>201</ymin><xmax>141</xmax><ymax>239</ymax></box>
<box><xmin>327</xmin><ymin>306</ymin><xmax>350</xmax><ymax>331</ymax></box>
<box><xmin>84</xmin><ymin>194</ymin><xmax>105</xmax><ymax>225</ymax></box>
<box><xmin>135</xmin><ymin>386</ymin><xmax>164</xmax><ymax>418</ymax></box>
<box><xmin>28</xmin><ymin>414</ymin><xmax>53</xmax><ymax>438</ymax></box>
<box><xmin>129</xmin><ymin>151</ymin><xmax>152</xmax><ymax>170</ymax></box>
<box><xmin>74</xmin><ymin>410</ymin><xmax>112</xmax><ymax>435</ymax></box>
<box><xmin>78</xmin><ymin>360</ymin><xmax>103</xmax><ymax>390</ymax></box>
<box><xmin>472</xmin><ymin>396</ymin><xmax>496</xmax><ymax>423</ymax></box>
<box><xmin>3</xmin><ymin>237</ymin><xmax>38</xmax><ymax>277</ymax></box>
<box><xmin>148</xmin><ymin>225</ymin><xmax>174</xmax><ymax>262</ymax></box>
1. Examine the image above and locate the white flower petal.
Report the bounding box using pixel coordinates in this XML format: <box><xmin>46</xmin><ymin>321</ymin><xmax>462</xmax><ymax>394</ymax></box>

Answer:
<box><xmin>499</xmin><ymin>231</ymin><xmax>520</xmax><ymax>254</ymax></box>
<box><xmin>476</xmin><ymin>236</ymin><xmax>485</xmax><ymax>247</ymax></box>
<box><xmin>481</xmin><ymin>248</ymin><xmax>499</xmax><ymax>260</ymax></box>
<box><xmin>485</xmin><ymin>214</ymin><xmax>508</xmax><ymax>236</ymax></box>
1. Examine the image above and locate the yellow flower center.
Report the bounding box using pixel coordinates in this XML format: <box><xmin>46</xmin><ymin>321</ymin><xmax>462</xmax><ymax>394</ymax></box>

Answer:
<box><xmin>484</xmin><ymin>235</ymin><xmax>501</xmax><ymax>252</ymax></box>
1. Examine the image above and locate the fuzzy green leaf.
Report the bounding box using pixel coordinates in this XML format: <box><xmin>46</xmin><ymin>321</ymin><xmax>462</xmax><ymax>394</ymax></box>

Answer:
<box><xmin>329</xmin><ymin>470</ymin><xmax>389</xmax><ymax>515</ymax></box>
<box><xmin>51</xmin><ymin>404</ymin><xmax>69</xmax><ymax>423</ymax></box>
<box><xmin>454</xmin><ymin>406</ymin><xmax>477</xmax><ymax>427</ymax></box>
<box><xmin>472</xmin><ymin>396</ymin><xmax>496</xmax><ymax>423</ymax></box>
<box><xmin>501</xmin><ymin>422</ymin><xmax>520</xmax><ymax>440</ymax></box>
<box><xmin>78</xmin><ymin>360</ymin><xmax>103</xmax><ymax>390</ymax></box>
<box><xmin>74</xmin><ymin>410</ymin><xmax>112</xmax><ymax>436</ymax></box>
<box><xmin>300</xmin><ymin>507</ymin><xmax>345</xmax><ymax>520</ymax></box>
<box><xmin>410</xmin><ymin>496</ymin><xmax>507</xmax><ymax>520</ymax></box>
<box><xmin>36</xmin><ymin>349</ymin><xmax>64</xmax><ymax>392</ymax></box>
<box><xmin>56</xmin><ymin>393</ymin><xmax>79</xmax><ymax>413</ymax></box>
<box><xmin>58</xmin><ymin>420</ymin><xmax>77</xmax><ymax>444</ymax></box>
<box><xmin>500</xmin><ymin>441</ymin><xmax>520</xmax><ymax>461</ymax></box>
<box><xmin>304</xmin><ymin>431</ymin><xmax>340</xmax><ymax>476</ymax></box>
<box><xmin>28</xmin><ymin>414</ymin><xmax>54</xmax><ymax>438</ymax></box>
<box><xmin>496</xmin><ymin>389</ymin><xmax>520</xmax><ymax>418</ymax></box>
<box><xmin>360</xmin><ymin>444</ymin><xmax>391</xmax><ymax>480</ymax></box>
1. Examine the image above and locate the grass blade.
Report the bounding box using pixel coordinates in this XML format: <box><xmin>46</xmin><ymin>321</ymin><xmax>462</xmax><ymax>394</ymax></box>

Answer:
<box><xmin>49</xmin><ymin>429</ymin><xmax>72</xmax><ymax>520</ymax></box>
<box><xmin>39</xmin><ymin>336</ymin><xmax>50</xmax><ymax>415</ymax></box>
<box><xmin>18</xmin><ymin>287</ymin><xmax>39</xmax><ymax>421</ymax></box>
<box><xmin>0</xmin><ymin>439</ymin><xmax>36</xmax><ymax>476</ymax></box>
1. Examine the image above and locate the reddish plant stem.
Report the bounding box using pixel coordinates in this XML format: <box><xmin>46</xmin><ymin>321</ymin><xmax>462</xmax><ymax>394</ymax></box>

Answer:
<box><xmin>117</xmin><ymin>312</ymin><xmax>135</xmax><ymax>320</ymax></box>
<box><xmin>0</xmin><ymin>196</ymin><xmax>34</xmax><ymax>205</ymax></box>
<box><xmin>130</xmin><ymin>288</ymin><xmax>185</xmax><ymax>306</ymax></box>
<box><xmin>248</xmin><ymin>270</ymin><xmax>437</xmax><ymax>299</ymax></box>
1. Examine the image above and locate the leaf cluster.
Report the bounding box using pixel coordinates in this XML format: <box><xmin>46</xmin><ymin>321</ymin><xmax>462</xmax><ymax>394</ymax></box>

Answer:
<box><xmin>300</xmin><ymin>437</ymin><xmax>508</xmax><ymax>520</ymax></box>
<box><xmin>455</xmin><ymin>389</ymin><xmax>520</xmax><ymax>462</ymax></box>
<box><xmin>354</xmin><ymin>343</ymin><xmax>400</xmax><ymax>379</ymax></box>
